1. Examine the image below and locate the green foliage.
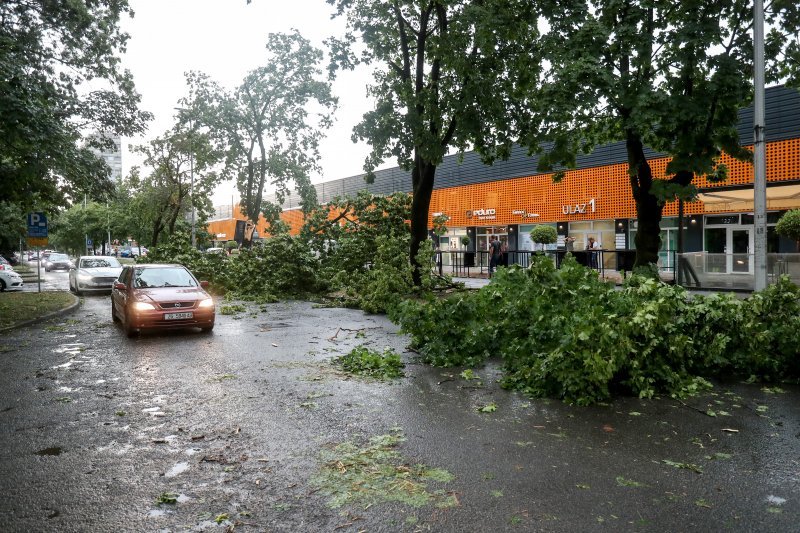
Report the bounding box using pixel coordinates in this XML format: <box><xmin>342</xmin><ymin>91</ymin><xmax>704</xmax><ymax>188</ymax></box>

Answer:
<box><xmin>523</xmin><ymin>0</ymin><xmax>800</xmax><ymax>266</ymax></box>
<box><xmin>336</xmin><ymin>346</ymin><xmax>405</xmax><ymax>380</ymax></box>
<box><xmin>184</xmin><ymin>30</ymin><xmax>335</xmax><ymax>242</ymax></box>
<box><xmin>391</xmin><ymin>289</ymin><xmax>494</xmax><ymax>368</ymax></box>
<box><xmin>328</xmin><ymin>0</ymin><xmax>542</xmax><ymax>281</ymax></box>
<box><xmin>225</xmin><ymin>240</ymin><xmax>239</xmax><ymax>251</ymax></box>
<box><xmin>460</xmin><ymin>236</ymin><xmax>471</xmax><ymax>247</ymax></box>
<box><xmin>393</xmin><ymin>255</ymin><xmax>800</xmax><ymax>405</ymax></box>
<box><xmin>775</xmin><ymin>210</ymin><xmax>800</xmax><ymax>245</ymax></box>
<box><xmin>529</xmin><ymin>225</ymin><xmax>557</xmax><ymax>245</ymax></box>
<box><xmin>0</xmin><ymin>1</ymin><xmax>151</xmax><ymax>212</ymax></box>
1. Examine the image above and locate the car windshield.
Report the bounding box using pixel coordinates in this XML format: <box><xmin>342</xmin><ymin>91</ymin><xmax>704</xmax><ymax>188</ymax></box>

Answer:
<box><xmin>50</xmin><ymin>254</ymin><xmax>68</xmax><ymax>261</ymax></box>
<box><xmin>133</xmin><ymin>267</ymin><xmax>197</xmax><ymax>288</ymax></box>
<box><xmin>81</xmin><ymin>257</ymin><xmax>121</xmax><ymax>269</ymax></box>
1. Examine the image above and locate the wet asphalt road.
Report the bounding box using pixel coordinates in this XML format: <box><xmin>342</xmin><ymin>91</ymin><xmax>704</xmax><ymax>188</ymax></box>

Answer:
<box><xmin>0</xmin><ymin>269</ymin><xmax>798</xmax><ymax>532</ymax></box>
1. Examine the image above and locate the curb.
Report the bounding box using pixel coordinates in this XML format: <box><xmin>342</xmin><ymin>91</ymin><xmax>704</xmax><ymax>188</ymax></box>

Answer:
<box><xmin>0</xmin><ymin>293</ymin><xmax>82</xmax><ymax>335</ymax></box>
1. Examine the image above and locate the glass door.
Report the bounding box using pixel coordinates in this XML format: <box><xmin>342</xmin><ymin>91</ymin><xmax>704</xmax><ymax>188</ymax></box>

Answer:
<box><xmin>729</xmin><ymin>228</ymin><xmax>752</xmax><ymax>274</ymax></box>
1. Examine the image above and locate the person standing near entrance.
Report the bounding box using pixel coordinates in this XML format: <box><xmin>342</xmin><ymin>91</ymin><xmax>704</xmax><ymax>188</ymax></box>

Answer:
<box><xmin>488</xmin><ymin>236</ymin><xmax>502</xmax><ymax>278</ymax></box>
<box><xmin>587</xmin><ymin>236</ymin><xmax>601</xmax><ymax>269</ymax></box>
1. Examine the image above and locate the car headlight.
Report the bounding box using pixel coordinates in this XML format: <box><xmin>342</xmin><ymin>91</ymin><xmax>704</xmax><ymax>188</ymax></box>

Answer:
<box><xmin>77</xmin><ymin>272</ymin><xmax>92</xmax><ymax>280</ymax></box>
<box><xmin>198</xmin><ymin>298</ymin><xmax>214</xmax><ymax>308</ymax></box>
<box><xmin>132</xmin><ymin>302</ymin><xmax>156</xmax><ymax>311</ymax></box>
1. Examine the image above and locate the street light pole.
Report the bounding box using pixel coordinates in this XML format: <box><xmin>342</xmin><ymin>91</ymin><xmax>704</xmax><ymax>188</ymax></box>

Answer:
<box><xmin>753</xmin><ymin>0</ymin><xmax>767</xmax><ymax>291</ymax></box>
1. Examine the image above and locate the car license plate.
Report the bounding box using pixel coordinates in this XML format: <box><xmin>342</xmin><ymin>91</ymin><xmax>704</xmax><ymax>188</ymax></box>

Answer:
<box><xmin>164</xmin><ymin>312</ymin><xmax>193</xmax><ymax>320</ymax></box>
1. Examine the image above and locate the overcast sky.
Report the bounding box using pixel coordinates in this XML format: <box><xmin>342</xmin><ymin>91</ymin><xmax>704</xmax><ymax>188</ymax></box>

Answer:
<box><xmin>120</xmin><ymin>0</ymin><xmax>377</xmax><ymax>205</ymax></box>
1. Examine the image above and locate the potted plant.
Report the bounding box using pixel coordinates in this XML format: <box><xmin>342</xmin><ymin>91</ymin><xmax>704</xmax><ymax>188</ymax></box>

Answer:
<box><xmin>460</xmin><ymin>235</ymin><xmax>470</xmax><ymax>248</ymax></box>
<box><xmin>776</xmin><ymin>209</ymin><xmax>800</xmax><ymax>251</ymax></box>
<box><xmin>529</xmin><ymin>225</ymin><xmax>557</xmax><ymax>252</ymax></box>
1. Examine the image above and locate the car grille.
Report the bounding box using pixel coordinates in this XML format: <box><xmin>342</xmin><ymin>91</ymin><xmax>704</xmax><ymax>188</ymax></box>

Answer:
<box><xmin>92</xmin><ymin>277</ymin><xmax>117</xmax><ymax>284</ymax></box>
<box><xmin>158</xmin><ymin>301</ymin><xmax>197</xmax><ymax>310</ymax></box>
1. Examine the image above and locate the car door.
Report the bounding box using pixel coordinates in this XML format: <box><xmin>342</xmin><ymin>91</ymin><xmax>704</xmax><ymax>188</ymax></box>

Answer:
<box><xmin>113</xmin><ymin>267</ymin><xmax>131</xmax><ymax>317</ymax></box>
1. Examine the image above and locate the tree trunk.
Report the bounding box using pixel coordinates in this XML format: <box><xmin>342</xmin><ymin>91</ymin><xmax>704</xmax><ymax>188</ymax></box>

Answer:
<box><xmin>409</xmin><ymin>157</ymin><xmax>436</xmax><ymax>286</ymax></box>
<box><xmin>626</xmin><ymin>133</ymin><xmax>663</xmax><ymax>268</ymax></box>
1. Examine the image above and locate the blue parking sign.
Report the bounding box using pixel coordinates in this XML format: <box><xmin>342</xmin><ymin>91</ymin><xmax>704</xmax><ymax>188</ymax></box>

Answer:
<box><xmin>27</xmin><ymin>212</ymin><xmax>48</xmax><ymax>238</ymax></box>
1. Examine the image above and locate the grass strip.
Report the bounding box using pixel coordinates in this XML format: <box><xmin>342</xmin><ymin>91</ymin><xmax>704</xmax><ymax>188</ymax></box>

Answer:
<box><xmin>0</xmin><ymin>291</ymin><xmax>75</xmax><ymax>329</ymax></box>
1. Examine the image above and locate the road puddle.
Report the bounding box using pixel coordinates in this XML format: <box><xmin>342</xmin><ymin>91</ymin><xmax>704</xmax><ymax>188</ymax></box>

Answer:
<box><xmin>165</xmin><ymin>462</ymin><xmax>190</xmax><ymax>477</ymax></box>
<box><xmin>767</xmin><ymin>495</ymin><xmax>787</xmax><ymax>505</ymax></box>
<box><xmin>53</xmin><ymin>343</ymin><xmax>85</xmax><ymax>355</ymax></box>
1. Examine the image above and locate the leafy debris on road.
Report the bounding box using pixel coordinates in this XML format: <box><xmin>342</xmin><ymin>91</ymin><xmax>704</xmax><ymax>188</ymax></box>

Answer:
<box><xmin>156</xmin><ymin>492</ymin><xmax>178</xmax><ymax>505</ymax></box>
<box><xmin>311</xmin><ymin>432</ymin><xmax>455</xmax><ymax>509</ymax></box>
<box><xmin>662</xmin><ymin>459</ymin><xmax>703</xmax><ymax>474</ymax></box>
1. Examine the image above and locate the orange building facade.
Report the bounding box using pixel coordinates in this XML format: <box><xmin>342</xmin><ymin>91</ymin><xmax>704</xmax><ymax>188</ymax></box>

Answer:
<box><xmin>207</xmin><ymin>86</ymin><xmax>800</xmax><ymax>274</ymax></box>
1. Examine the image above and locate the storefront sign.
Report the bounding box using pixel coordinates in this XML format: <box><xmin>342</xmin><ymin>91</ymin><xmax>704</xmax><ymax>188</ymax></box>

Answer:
<box><xmin>216</xmin><ymin>233</ymin><xmax>227</xmax><ymax>238</ymax></box>
<box><xmin>513</xmin><ymin>210</ymin><xmax>539</xmax><ymax>218</ymax></box>
<box><xmin>466</xmin><ymin>208</ymin><xmax>496</xmax><ymax>220</ymax></box>
<box><xmin>562</xmin><ymin>198</ymin><xmax>596</xmax><ymax>215</ymax></box>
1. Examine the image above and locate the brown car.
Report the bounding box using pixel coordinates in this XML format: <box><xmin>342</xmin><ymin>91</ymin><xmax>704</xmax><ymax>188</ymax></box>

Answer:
<box><xmin>111</xmin><ymin>264</ymin><xmax>215</xmax><ymax>337</ymax></box>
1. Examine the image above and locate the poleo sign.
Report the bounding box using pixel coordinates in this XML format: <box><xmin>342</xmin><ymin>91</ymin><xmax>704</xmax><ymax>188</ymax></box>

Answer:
<box><xmin>27</xmin><ymin>212</ymin><xmax>48</xmax><ymax>247</ymax></box>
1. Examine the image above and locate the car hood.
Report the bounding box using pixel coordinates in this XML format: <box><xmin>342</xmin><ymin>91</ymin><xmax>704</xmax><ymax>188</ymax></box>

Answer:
<box><xmin>79</xmin><ymin>267</ymin><xmax>123</xmax><ymax>277</ymax></box>
<box><xmin>134</xmin><ymin>287</ymin><xmax>208</xmax><ymax>303</ymax></box>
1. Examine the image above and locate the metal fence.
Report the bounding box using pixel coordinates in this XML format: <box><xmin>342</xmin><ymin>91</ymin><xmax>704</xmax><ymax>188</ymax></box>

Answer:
<box><xmin>432</xmin><ymin>249</ymin><xmax>631</xmax><ymax>278</ymax></box>
<box><xmin>675</xmin><ymin>252</ymin><xmax>800</xmax><ymax>291</ymax></box>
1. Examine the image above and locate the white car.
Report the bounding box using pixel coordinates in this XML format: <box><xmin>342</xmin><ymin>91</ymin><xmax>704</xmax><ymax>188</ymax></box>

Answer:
<box><xmin>0</xmin><ymin>268</ymin><xmax>23</xmax><ymax>291</ymax></box>
<box><xmin>69</xmin><ymin>256</ymin><xmax>123</xmax><ymax>295</ymax></box>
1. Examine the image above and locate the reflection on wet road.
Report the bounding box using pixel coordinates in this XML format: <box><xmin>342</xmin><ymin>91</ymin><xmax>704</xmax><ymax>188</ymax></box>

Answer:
<box><xmin>0</xmin><ymin>294</ymin><xmax>798</xmax><ymax>532</ymax></box>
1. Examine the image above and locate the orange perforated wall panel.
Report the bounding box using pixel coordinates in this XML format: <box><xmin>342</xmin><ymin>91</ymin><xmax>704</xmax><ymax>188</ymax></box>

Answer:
<box><xmin>208</xmin><ymin>138</ymin><xmax>800</xmax><ymax>235</ymax></box>
<box><xmin>428</xmin><ymin>138</ymin><xmax>800</xmax><ymax>226</ymax></box>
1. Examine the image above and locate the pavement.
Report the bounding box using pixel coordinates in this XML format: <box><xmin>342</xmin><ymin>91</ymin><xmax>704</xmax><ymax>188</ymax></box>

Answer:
<box><xmin>0</xmin><ymin>269</ymin><xmax>797</xmax><ymax>532</ymax></box>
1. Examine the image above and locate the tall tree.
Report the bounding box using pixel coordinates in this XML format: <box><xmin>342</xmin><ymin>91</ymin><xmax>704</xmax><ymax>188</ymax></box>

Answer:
<box><xmin>524</xmin><ymin>0</ymin><xmax>800</xmax><ymax>267</ymax></box>
<box><xmin>327</xmin><ymin>0</ymin><xmax>541</xmax><ymax>284</ymax></box>
<box><xmin>186</xmin><ymin>31</ymin><xmax>336</xmax><ymax>244</ymax></box>
<box><xmin>0</xmin><ymin>1</ymin><xmax>151</xmax><ymax>211</ymax></box>
<box><xmin>129</xmin><ymin>126</ymin><xmax>220</xmax><ymax>247</ymax></box>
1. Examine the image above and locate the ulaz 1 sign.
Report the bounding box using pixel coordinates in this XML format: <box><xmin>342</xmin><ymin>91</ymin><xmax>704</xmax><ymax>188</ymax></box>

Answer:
<box><xmin>562</xmin><ymin>198</ymin><xmax>596</xmax><ymax>215</ymax></box>
<box><xmin>466</xmin><ymin>208</ymin><xmax>496</xmax><ymax>220</ymax></box>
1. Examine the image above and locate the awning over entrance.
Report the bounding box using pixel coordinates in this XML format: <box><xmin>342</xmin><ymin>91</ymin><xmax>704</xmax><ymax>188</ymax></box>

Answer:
<box><xmin>698</xmin><ymin>183</ymin><xmax>800</xmax><ymax>212</ymax></box>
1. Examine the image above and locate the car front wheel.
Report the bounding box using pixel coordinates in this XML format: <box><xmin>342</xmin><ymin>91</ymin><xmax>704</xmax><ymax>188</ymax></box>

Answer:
<box><xmin>123</xmin><ymin>307</ymin><xmax>138</xmax><ymax>337</ymax></box>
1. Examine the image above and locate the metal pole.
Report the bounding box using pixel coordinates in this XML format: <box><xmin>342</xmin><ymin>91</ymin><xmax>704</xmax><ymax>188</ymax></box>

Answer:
<box><xmin>753</xmin><ymin>0</ymin><xmax>768</xmax><ymax>291</ymax></box>
<box><xmin>84</xmin><ymin>194</ymin><xmax>90</xmax><ymax>256</ymax></box>
<box><xmin>107</xmin><ymin>201</ymin><xmax>111</xmax><ymax>255</ymax></box>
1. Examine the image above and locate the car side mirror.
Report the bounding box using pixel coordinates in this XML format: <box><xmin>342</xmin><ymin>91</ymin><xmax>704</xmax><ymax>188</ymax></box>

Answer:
<box><xmin>200</xmin><ymin>280</ymin><xmax>209</xmax><ymax>288</ymax></box>
<box><xmin>113</xmin><ymin>282</ymin><xmax>127</xmax><ymax>291</ymax></box>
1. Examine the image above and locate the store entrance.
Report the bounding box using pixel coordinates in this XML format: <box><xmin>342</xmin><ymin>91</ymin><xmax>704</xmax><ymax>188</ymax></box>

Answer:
<box><xmin>705</xmin><ymin>225</ymin><xmax>752</xmax><ymax>274</ymax></box>
<box><xmin>477</xmin><ymin>226</ymin><xmax>508</xmax><ymax>267</ymax></box>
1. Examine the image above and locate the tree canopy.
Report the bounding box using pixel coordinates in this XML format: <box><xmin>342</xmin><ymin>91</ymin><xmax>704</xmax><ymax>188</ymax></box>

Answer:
<box><xmin>0</xmin><ymin>1</ymin><xmax>151</xmax><ymax>212</ymax></box>
<box><xmin>327</xmin><ymin>0</ymin><xmax>542</xmax><ymax>283</ymax></box>
<box><xmin>523</xmin><ymin>0</ymin><xmax>800</xmax><ymax>266</ymax></box>
<box><xmin>185</xmin><ymin>31</ymin><xmax>336</xmax><ymax>242</ymax></box>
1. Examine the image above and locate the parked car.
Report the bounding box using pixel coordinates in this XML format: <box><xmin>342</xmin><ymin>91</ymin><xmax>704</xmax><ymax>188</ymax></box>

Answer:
<box><xmin>69</xmin><ymin>256</ymin><xmax>123</xmax><ymax>295</ymax></box>
<box><xmin>119</xmin><ymin>246</ymin><xmax>148</xmax><ymax>258</ymax></box>
<box><xmin>111</xmin><ymin>264</ymin><xmax>215</xmax><ymax>336</ymax></box>
<box><xmin>205</xmin><ymin>247</ymin><xmax>224</xmax><ymax>254</ymax></box>
<box><xmin>0</xmin><ymin>256</ymin><xmax>12</xmax><ymax>271</ymax></box>
<box><xmin>44</xmin><ymin>253</ymin><xmax>73</xmax><ymax>272</ymax></box>
<box><xmin>0</xmin><ymin>268</ymin><xmax>23</xmax><ymax>291</ymax></box>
